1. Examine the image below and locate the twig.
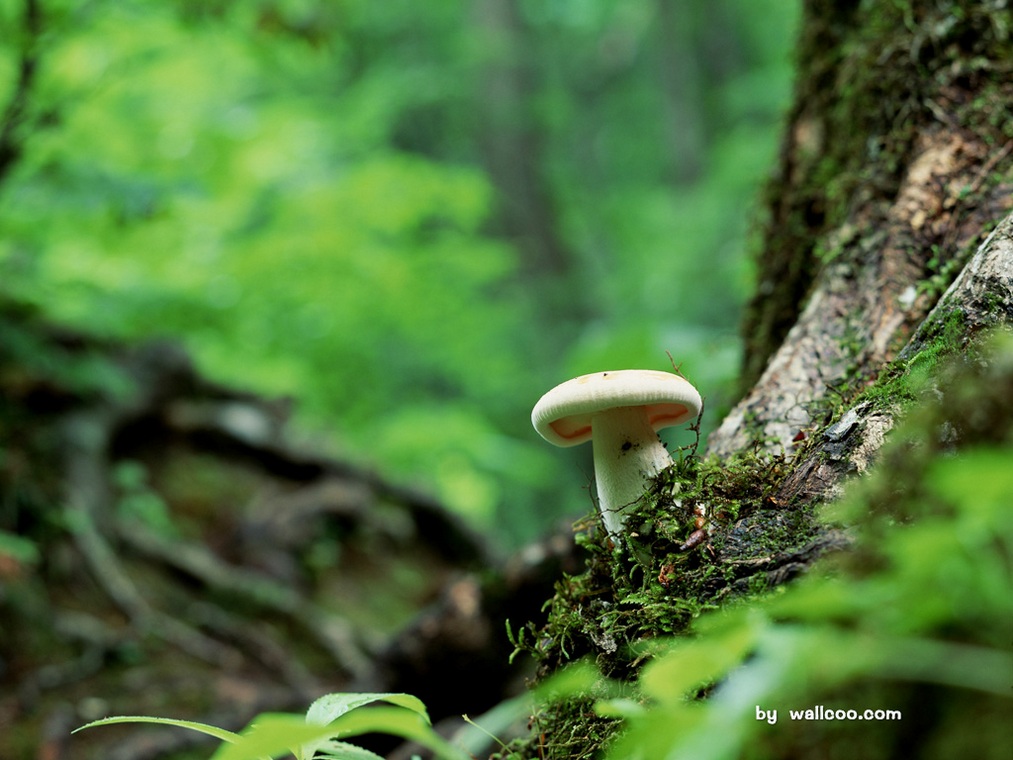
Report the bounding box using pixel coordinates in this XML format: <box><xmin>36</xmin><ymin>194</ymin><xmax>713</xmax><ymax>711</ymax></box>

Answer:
<box><xmin>163</xmin><ymin>395</ymin><xmax>491</xmax><ymax>566</ymax></box>
<box><xmin>118</xmin><ymin>521</ymin><xmax>371</xmax><ymax>679</ymax></box>
<box><xmin>964</xmin><ymin>140</ymin><xmax>1013</xmax><ymax>198</ymax></box>
<box><xmin>0</xmin><ymin>0</ymin><xmax>42</xmax><ymax>184</ymax></box>
<box><xmin>186</xmin><ymin>600</ymin><xmax>318</xmax><ymax>694</ymax></box>
<box><xmin>60</xmin><ymin>412</ymin><xmax>243</xmax><ymax>666</ymax></box>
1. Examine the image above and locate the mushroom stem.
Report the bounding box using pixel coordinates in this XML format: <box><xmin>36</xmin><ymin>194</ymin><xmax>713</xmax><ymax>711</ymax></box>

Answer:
<box><xmin>591</xmin><ymin>405</ymin><xmax>674</xmax><ymax>538</ymax></box>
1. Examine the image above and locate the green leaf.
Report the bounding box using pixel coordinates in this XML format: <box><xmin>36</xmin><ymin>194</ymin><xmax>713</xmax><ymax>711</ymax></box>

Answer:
<box><xmin>0</xmin><ymin>531</ymin><xmax>39</xmax><ymax>565</ymax></box>
<box><xmin>313</xmin><ymin>740</ymin><xmax>387</xmax><ymax>760</ymax></box>
<box><xmin>532</xmin><ymin>659</ymin><xmax>604</xmax><ymax>702</ymax></box>
<box><xmin>210</xmin><ymin>714</ymin><xmax>339</xmax><ymax>760</ymax></box>
<box><xmin>604</xmin><ymin>706</ymin><xmax>706</xmax><ymax>760</ymax></box>
<box><xmin>317</xmin><ymin>706</ymin><xmax>470</xmax><ymax>760</ymax></box>
<box><xmin>73</xmin><ymin>715</ymin><xmax>241</xmax><ymax>744</ymax></box>
<box><xmin>595</xmin><ymin>697</ymin><xmax>647</xmax><ymax>719</ymax></box>
<box><xmin>300</xmin><ymin>693</ymin><xmax>432</xmax><ymax>760</ymax></box>
<box><xmin>305</xmin><ymin>692</ymin><xmax>430</xmax><ymax>727</ymax></box>
<box><xmin>927</xmin><ymin>449</ymin><xmax>1013</xmax><ymax>510</ymax></box>
<box><xmin>639</xmin><ymin>619</ymin><xmax>761</xmax><ymax>704</ymax></box>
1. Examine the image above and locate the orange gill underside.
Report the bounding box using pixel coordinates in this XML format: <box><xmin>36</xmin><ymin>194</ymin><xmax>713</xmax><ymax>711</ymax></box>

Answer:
<box><xmin>547</xmin><ymin>403</ymin><xmax>689</xmax><ymax>441</ymax></box>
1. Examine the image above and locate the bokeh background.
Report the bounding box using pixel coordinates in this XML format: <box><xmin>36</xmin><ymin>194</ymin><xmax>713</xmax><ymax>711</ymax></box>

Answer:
<box><xmin>0</xmin><ymin>0</ymin><xmax>799</xmax><ymax>548</ymax></box>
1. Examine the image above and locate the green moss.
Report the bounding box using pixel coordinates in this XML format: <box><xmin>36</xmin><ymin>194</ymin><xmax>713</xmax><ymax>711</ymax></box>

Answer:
<box><xmin>491</xmin><ymin>697</ymin><xmax>621</xmax><ymax>760</ymax></box>
<box><xmin>500</xmin><ymin>444</ymin><xmax>818</xmax><ymax>756</ymax></box>
<box><xmin>505</xmin><ymin>447</ymin><xmax>820</xmax><ymax>756</ymax></box>
<box><xmin>850</xmin><ymin>271</ymin><xmax>1012</xmax><ymax>426</ymax></box>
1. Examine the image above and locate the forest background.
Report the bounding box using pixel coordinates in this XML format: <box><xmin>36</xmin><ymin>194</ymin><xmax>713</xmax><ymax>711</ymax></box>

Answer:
<box><xmin>0</xmin><ymin>0</ymin><xmax>799</xmax><ymax>549</ymax></box>
<box><xmin>4</xmin><ymin>1</ymin><xmax>1013</xmax><ymax>759</ymax></box>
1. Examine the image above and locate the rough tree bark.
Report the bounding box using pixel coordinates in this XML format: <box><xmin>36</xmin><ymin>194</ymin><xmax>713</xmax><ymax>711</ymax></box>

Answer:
<box><xmin>714</xmin><ymin>0</ymin><xmax>1012</xmax><ymax>520</ymax></box>
<box><xmin>704</xmin><ymin>0</ymin><xmax>1012</xmax><ymax>522</ymax></box>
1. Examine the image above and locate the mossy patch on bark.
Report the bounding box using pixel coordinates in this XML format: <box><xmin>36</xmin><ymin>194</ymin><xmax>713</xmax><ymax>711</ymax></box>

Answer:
<box><xmin>501</xmin><ymin>445</ymin><xmax>824</xmax><ymax>758</ymax></box>
<box><xmin>741</xmin><ymin>0</ymin><xmax>1013</xmax><ymax>391</ymax></box>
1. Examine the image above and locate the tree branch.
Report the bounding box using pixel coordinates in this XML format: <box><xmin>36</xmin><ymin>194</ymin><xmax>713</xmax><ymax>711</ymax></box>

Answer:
<box><xmin>118</xmin><ymin>520</ymin><xmax>371</xmax><ymax>680</ymax></box>
<box><xmin>0</xmin><ymin>0</ymin><xmax>42</xmax><ymax>184</ymax></box>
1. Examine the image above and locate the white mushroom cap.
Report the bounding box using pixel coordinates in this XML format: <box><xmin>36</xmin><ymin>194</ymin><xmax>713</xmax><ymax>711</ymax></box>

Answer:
<box><xmin>531</xmin><ymin>369</ymin><xmax>702</xmax><ymax>539</ymax></box>
<box><xmin>531</xmin><ymin>370</ymin><xmax>702</xmax><ymax>447</ymax></box>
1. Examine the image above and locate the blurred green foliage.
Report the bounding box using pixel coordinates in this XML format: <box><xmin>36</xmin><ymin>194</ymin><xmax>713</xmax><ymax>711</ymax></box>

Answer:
<box><xmin>113</xmin><ymin>460</ymin><xmax>180</xmax><ymax>538</ymax></box>
<box><xmin>0</xmin><ymin>0</ymin><xmax>798</xmax><ymax>545</ymax></box>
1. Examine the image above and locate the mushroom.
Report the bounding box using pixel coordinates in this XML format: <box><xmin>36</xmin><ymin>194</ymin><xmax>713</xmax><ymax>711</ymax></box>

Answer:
<box><xmin>531</xmin><ymin>369</ymin><xmax>702</xmax><ymax>538</ymax></box>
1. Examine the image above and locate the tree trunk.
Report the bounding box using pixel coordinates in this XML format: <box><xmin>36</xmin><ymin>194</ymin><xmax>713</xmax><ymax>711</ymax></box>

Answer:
<box><xmin>738</xmin><ymin>0</ymin><xmax>1012</xmax><ymax>392</ymax></box>
<box><xmin>504</xmin><ymin>1</ymin><xmax>1012</xmax><ymax>756</ymax></box>
<box><xmin>472</xmin><ymin>0</ymin><xmax>575</xmax><ymax>280</ymax></box>
<box><xmin>714</xmin><ymin>0</ymin><xmax>1012</xmax><ymax>465</ymax></box>
<box><xmin>704</xmin><ymin>0</ymin><xmax>1013</xmax><ymax>518</ymax></box>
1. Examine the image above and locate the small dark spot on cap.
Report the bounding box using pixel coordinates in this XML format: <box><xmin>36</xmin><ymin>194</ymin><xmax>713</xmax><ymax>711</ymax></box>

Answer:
<box><xmin>621</xmin><ymin>441</ymin><xmax>632</xmax><ymax>451</ymax></box>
